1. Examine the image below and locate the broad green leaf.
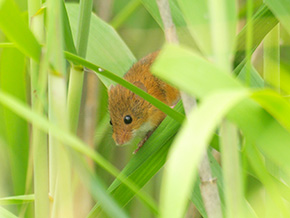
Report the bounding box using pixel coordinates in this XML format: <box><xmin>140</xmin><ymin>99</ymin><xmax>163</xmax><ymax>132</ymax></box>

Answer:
<box><xmin>151</xmin><ymin>44</ymin><xmax>244</xmax><ymax>99</ymax></box>
<box><xmin>265</xmin><ymin>0</ymin><xmax>290</xmax><ymax>36</ymax></box>
<box><xmin>88</xmin><ymin>101</ymin><xmax>184</xmax><ymax>217</ymax></box>
<box><xmin>0</xmin><ymin>195</ymin><xmax>34</xmax><ymax>205</ymax></box>
<box><xmin>160</xmin><ymin>90</ymin><xmax>249</xmax><ymax>218</ymax></box>
<box><xmin>227</xmin><ymin>97</ymin><xmax>290</xmax><ymax>181</ymax></box>
<box><xmin>64</xmin><ymin>51</ymin><xmax>184</xmax><ymax>123</ymax></box>
<box><xmin>0</xmin><ymin>48</ymin><xmax>29</xmax><ymax>196</ymax></box>
<box><xmin>249</xmin><ymin>90</ymin><xmax>290</xmax><ymax>172</ymax></box>
<box><xmin>0</xmin><ymin>0</ymin><xmax>41</xmax><ymax>61</ymax></box>
<box><xmin>0</xmin><ymin>91</ymin><xmax>153</xmax><ymax>217</ymax></box>
<box><xmin>151</xmin><ymin>45</ymin><xmax>290</xmax><ymax>181</ymax></box>
<box><xmin>66</xmin><ymin>3</ymin><xmax>136</xmax><ymax>87</ymax></box>
<box><xmin>0</xmin><ymin>206</ymin><xmax>18</xmax><ymax>218</ymax></box>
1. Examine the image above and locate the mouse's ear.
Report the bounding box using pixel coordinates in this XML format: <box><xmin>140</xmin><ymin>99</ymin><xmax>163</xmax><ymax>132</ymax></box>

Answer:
<box><xmin>133</xmin><ymin>81</ymin><xmax>147</xmax><ymax>93</ymax></box>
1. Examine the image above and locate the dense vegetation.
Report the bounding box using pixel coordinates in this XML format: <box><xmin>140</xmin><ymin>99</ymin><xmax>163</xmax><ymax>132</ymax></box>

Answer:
<box><xmin>0</xmin><ymin>0</ymin><xmax>290</xmax><ymax>217</ymax></box>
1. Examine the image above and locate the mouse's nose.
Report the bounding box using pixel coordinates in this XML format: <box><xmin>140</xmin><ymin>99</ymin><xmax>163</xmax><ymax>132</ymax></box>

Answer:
<box><xmin>113</xmin><ymin>132</ymin><xmax>131</xmax><ymax>146</ymax></box>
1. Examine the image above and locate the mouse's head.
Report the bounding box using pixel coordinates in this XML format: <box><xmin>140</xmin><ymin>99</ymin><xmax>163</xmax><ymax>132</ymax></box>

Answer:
<box><xmin>108</xmin><ymin>82</ymin><xmax>155</xmax><ymax>146</ymax></box>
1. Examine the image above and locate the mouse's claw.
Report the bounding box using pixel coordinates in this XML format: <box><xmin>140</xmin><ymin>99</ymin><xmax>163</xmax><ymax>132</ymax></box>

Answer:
<box><xmin>133</xmin><ymin>130</ymin><xmax>154</xmax><ymax>154</ymax></box>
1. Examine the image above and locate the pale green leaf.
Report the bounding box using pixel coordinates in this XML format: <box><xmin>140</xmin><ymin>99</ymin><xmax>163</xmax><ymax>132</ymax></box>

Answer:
<box><xmin>66</xmin><ymin>3</ymin><xmax>136</xmax><ymax>87</ymax></box>
<box><xmin>0</xmin><ymin>206</ymin><xmax>18</xmax><ymax>218</ymax></box>
<box><xmin>160</xmin><ymin>90</ymin><xmax>249</xmax><ymax>218</ymax></box>
<box><xmin>0</xmin><ymin>0</ymin><xmax>41</xmax><ymax>61</ymax></box>
<box><xmin>265</xmin><ymin>0</ymin><xmax>290</xmax><ymax>36</ymax></box>
<box><xmin>0</xmin><ymin>48</ymin><xmax>29</xmax><ymax>196</ymax></box>
<box><xmin>151</xmin><ymin>44</ymin><xmax>244</xmax><ymax>99</ymax></box>
<box><xmin>0</xmin><ymin>91</ymin><xmax>150</xmax><ymax>218</ymax></box>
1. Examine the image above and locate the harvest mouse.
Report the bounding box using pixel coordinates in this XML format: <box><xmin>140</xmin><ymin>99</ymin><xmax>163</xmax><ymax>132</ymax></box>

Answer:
<box><xmin>108</xmin><ymin>51</ymin><xmax>180</xmax><ymax>153</ymax></box>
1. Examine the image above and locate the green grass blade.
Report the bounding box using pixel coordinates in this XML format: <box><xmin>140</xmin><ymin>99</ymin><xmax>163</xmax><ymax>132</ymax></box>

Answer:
<box><xmin>88</xmin><ymin>101</ymin><xmax>184</xmax><ymax>217</ymax></box>
<box><xmin>61</xmin><ymin>0</ymin><xmax>77</xmax><ymax>55</ymax></box>
<box><xmin>0</xmin><ymin>206</ymin><xmax>18</xmax><ymax>218</ymax></box>
<box><xmin>263</xmin><ymin>24</ymin><xmax>280</xmax><ymax>90</ymax></box>
<box><xmin>0</xmin><ymin>90</ymin><xmax>157</xmax><ymax>216</ymax></box>
<box><xmin>220</xmin><ymin>121</ymin><xmax>245</xmax><ymax>218</ymax></box>
<box><xmin>0</xmin><ymin>195</ymin><xmax>34</xmax><ymax>205</ymax></box>
<box><xmin>208</xmin><ymin>0</ymin><xmax>237</xmax><ymax>70</ymax></box>
<box><xmin>265</xmin><ymin>0</ymin><xmax>290</xmax><ymax>36</ymax></box>
<box><xmin>75</xmin><ymin>0</ymin><xmax>93</xmax><ymax>57</ymax></box>
<box><xmin>66</xmin><ymin>3</ymin><xmax>136</xmax><ymax>87</ymax></box>
<box><xmin>0</xmin><ymin>48</ymin><xmax>29</xmax><ymax>196</ymax></box>
<box><xmin>160</xmin><ymin>90</ymin><xmax>249</xmax><ymax>218</ymax></box>
<box><xmin>234</xmin><ymin>4</ymin><xmax>278</xmax><ymax>71</ymax></box>
<box><xmin>237</xmin><ymin>63</ymin><xmax>264</xmax><ymax>88</ymax></box>
<box><xmin>226</xmin><ymin>96</ymin><xmax>290</xmax><ymax>182</ymax></box>
<box><xmin>110</xmin><ymin>0</ymin><xmax>141</xmax><ymax>29</ymax></box>
<box><xmin>246</xmin><ymin>143</ymin><xmax>290</xmax><ymax>217</ymax></box>
<box><xmin>0</xmin><ymin>0</ymin><xmax>41</xmax><ymax>61</ymax></box>
<box><xmin>251</xmin><ymin>90</ymin><xmax>290</xmax><ymax>133</ymax></box>
<box><xmin>66</xmin><ymin>0</ymin><xmax>93</xmax><ymax>133</ymax></box>
<box><xmin>151</xmin><ymin>44</ymin><xmax>244</xmax><ymax>99</ymax></box>
<box><xmin>64</xmin><ymin>51</ymin><xmax>184</xmax><ymax>123</ymax></box>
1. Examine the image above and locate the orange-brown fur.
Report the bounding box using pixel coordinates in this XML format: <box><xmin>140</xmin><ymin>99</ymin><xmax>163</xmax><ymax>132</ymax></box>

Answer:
<box><xmin>108</xmin><ymin>51</ymin><xmax>180</xmax><ymax>145</ymax></box>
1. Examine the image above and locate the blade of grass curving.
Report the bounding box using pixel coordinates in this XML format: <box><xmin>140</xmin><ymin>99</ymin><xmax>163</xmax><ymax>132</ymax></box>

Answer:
<box><xmin>64</xmin><ymin>51</ymin><xmax>184</xmax><ymax>123</ymax></box>
<box><xmin>151</xmin><ymin>44</ymin><xmax>244</xmax><ymax>99</ymax></box>
<box><xmin>0</xmin><ymin>91</ymin><xmax>158</xmax><ymax>215</ymax></box>
<box><xmin>251</xmin><ymin>90</ymin><xmax>290</xmax><ymax>134</ymax></box>
<box><xmin>160</xmin><ymin>90</ymin><xmax>249</xmax><ymax>218</ymax></box>
<box><xmin>0</xmin><ymin>206</ymin><xmax>18</xmax><ymax>218</ymax></box>
<box><xmin>234</xmin><ymin>4</ymin><xmax>278</xmax><ymax>72</ymax></box>
<box><xmin>66</xmin><ymin>3</ymin><xmax>136</xmax><ymax>87</ymax></box>
<box><xmin>151</xmin><ymin>45</ymin><xmax>290</xmax><ymax>208</ymax></box>
<box><xmin>0</xmin><ymin>195</ymin><xmax>34</xmax><ymax>205</ymax></box>
<box><xmin>88</xmin><ymin>101</ymin><xmax>184</xmax><ymax>217</ymax></box>
<box><xmin>110</xmin><ymin>0</ymin><xmax>141</xmax><ymax>29</ymax></box>
<box><xmin>0</xmin><ymin>0</ymin><xmax>41</xmax><ymax>61</ymax></box>
<box><xmin>265</xmin><ymin>0</ymin><xmax>290</xmax><ymax>36</ymax></box>
<box><xmin>245</xmin><ymin>142</ymin><xmax>290</xmax><ymax>216</ymax></box>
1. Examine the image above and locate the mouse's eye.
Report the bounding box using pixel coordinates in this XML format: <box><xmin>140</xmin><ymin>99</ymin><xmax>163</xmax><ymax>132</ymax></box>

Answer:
<box><xmin>124</xmin><ymin>115</ymin><xmax>132</xmax><ymax>124</ymax></box>
<box><xmin>109</xmin><ymin>120</ymin><xmax>112</xmax><ymax>125</ymax></box>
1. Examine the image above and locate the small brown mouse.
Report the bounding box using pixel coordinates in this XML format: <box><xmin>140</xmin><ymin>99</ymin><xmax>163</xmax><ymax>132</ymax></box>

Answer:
<box><xmin>108</xmin><ymin>51</ymin><xmax>180</xmax><ymax>153</ymax></box>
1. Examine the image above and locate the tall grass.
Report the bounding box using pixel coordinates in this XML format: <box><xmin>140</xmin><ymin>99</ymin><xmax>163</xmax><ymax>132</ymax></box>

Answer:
<box><xmin>1</xmin><ymin>0</ymin><xmax>290</xmax><ymax>217</ymax></box>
